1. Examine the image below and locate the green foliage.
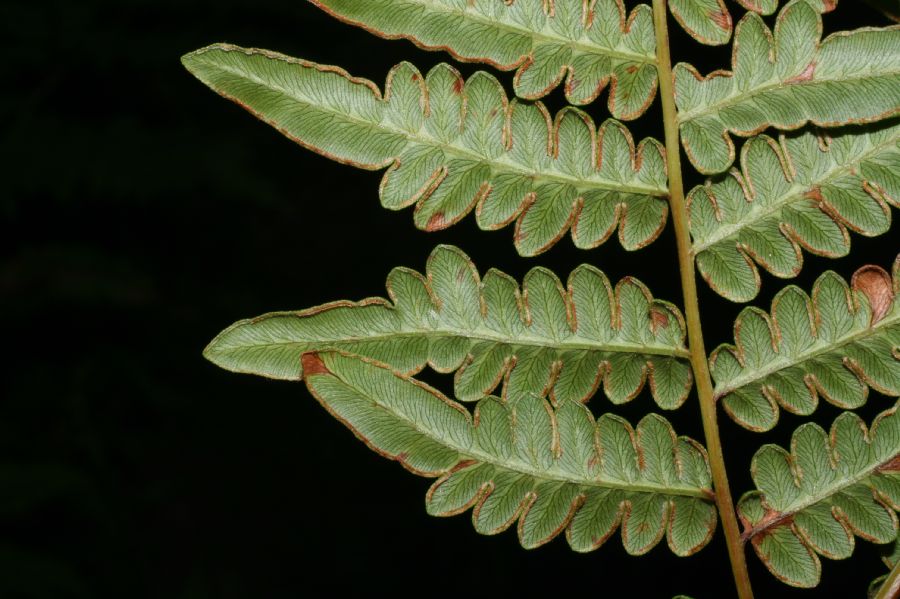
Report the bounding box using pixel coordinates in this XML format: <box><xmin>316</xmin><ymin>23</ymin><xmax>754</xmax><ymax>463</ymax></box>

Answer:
<box><xmin>675</xmin><ymin>0</ymin><xmax>900</xmax><ymax>174</ymax></box>
<box><xmin>204</xmin><ymin>245</ymin><xmax>693</xmax><ymax>409</ymax></box>
<box><xmin>738</xmin><ymin>403</ymin><xmax>900</xmax><ymax>587</ymax></box>
<box><xmin>182</xmin><ymin>46</ymin><xmax>668</xmax><ymax>256</ymax></box>
<box><xmin>710</xmin><ymin>255</ymin><xmax>900</xmax><ymax>431</ymax></box>
<box><xmin>689</xmin><ymin>122</ymin><xmax>900</xmax><ymax>302</ymax></box>
<box><xmin>309</xmin><ymin>0</ymin><xmax>659</xmax><ymax>118</ymax></box>
<box><xmin>668</xmin><ymin>0</ymin><xmax>733</xmax><ymax>46</ymax></box>
<box><xmin>301</xmin><ymin>350</ymin><xmax>716</xmax><ymax>554</ymax></box>
<box><xmin>188</xmin><ymin>0</ymin><xmax>900</xmax><ymax>595</ymax></box>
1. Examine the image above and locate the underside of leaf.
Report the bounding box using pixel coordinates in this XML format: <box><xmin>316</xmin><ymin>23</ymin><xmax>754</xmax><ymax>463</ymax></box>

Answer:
<box><xmin>675</xmin><ymin>0</ymin><xmax>900</xmax><ymax>174</ymax></box>
<box><xmin>205</xmin><ymin>245</ymin><xmax>694</xmax><ymax>409</ymax></box>
<box><xmin>668</xmin><ymin>0</ymin><xmax>733</xmax><ymax>46</ymax></box>
<box><xmin>182</xmin><ymin>45</ymin><xmax>669</xmax><ymax>256</ymax></box>
<box><xmin>734</xmin><ymin>0</ymin><xmax>779</xmax><ymax>14</ymax></box>
<box><xmin>739</xmin><ymin>402</ymin><xmax>900</xmax><ymax>588</ymax></box>
<box><xmin>309</xmin><ymin>0</ymin><xmax>659</xmax><ymax>118</ymax></box>
<box><xmin>711</xmin><ymin>255</ymin><xmax>900</xmax><ymax>431</ymax></box>
<box><xmin>689</xmin><ymin>120</ymin><xmax>900</xmax><ymax>302</ymax></box>
<box><xmin>301</xmin><ymin>350</ymin><xmax>716</xmax><ymax>555</ymax></box>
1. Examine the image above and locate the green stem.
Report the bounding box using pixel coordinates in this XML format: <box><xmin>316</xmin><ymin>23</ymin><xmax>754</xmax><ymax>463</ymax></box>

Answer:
<box><xmin>651</xmin><ymin>3</ymin><xmax>754</xmax><ymax>598</ymax></box>
<box><xmin>876</xmin><ymin>559</ymin><xmax>900</xmax><ymax>599</ymax></box>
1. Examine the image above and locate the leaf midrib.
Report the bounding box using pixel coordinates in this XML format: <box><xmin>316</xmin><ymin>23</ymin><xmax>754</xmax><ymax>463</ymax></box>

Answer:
<box><xmin>748</xmin><ymin>442</ymin><xmax>899</xmax><ymax>538</ymax></box>
<box><xmin>677</xmin><ymin>68</ymin><xmax>900</xmax><ymax>125</ymax></box>
<box><xmin>200</xmin><ymin>51</ymin><xmax>668</xmax><ymax>197</ymax></box>
<box><xmin>691</xmin><ymin>131</ymin><xmax>900</xmax><ymax>254</ymax></box>
<box><xmin>398</xmin><ymin>0</ymin><xmax>657</xmax><ymax>65</ymax></box>
<box><xmin>714</xmin><ymin>309</ymin><xmax>900</xmax><ymax>399</ymax></box>
<box><xmin>331</xmin><ymin>372</ymin><xmax>710</xmax><ymax>499</ymax></box>
<box><xmin>211</xmin><ymin>328</ymin><xmax>693</xmax><ymax>360</ymax></box>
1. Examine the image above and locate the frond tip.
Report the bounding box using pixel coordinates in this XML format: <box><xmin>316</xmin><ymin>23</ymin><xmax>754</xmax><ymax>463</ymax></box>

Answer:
<box><xmin>182</xmin><ymin>45</ymin><xmax>669</xmax><ymax>256</ymax></box>
<box><xmin>204</xmin><ymin>245</ymin><xmax>693</xmax><ymax>409</ymax></box>
<box><xmin>711</xmin><ymin>254</ymin><xmax>900</xmax><ymax>431</ymax></box>
<box><xmin>739</xmin><ymin>402</ymin><xmax>900</xmax><ymax>588</ymax></box>
<box><xmin>302</xmin><ymin>351</ymin><xmax>716</xmax><ymax>556</ymax></box>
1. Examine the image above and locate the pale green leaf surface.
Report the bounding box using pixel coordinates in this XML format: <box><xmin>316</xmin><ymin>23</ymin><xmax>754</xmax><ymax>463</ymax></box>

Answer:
<box><xmin>711</xmin><ymin>255</ymin><xmax>900</xmax><ymax>431</ymax></box>
<box><xmin>182</xmin><ymin>45</ymin><xmax>669</xmax><ymax>256</ymax></box>
<box><xmin>739</xmin><ymin>403</ymin><xmax>900</xmax><ymax>587</ymax></box>
<box><xmin>310</xmin><ymin>0</ymin><xmax>658</xmax><ymax>118</ymax></box>
<box><xmin>300</xmin><ymin>350</ymin><xmax>716</xmax><ymax>555</ymax></box>
<box><xmin>735</xmin><ymin>0</ymin><xmax>780</xmax><ymax>14</ymax></box>
<box><xmin>675</xmin><ymin>0</ymin><xmax>900</xmax><ymax>174</ymax></box>
<box><xmin>205</xmin><ymin>245</ymin><xmax>693</xmax><ymax>409</ymax></box>
<box><xmin>668</xmin><ymin>0</ymin><xmax>732</xmax><ymax>46</ymax></box>
<box><xmin>689</xmin><ymin>120</ymin><xmax>900</xmax><ymax>302</ymax></box>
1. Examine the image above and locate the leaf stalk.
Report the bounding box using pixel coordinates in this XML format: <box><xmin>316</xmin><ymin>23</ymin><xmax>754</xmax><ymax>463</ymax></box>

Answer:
<box><xmin>876</xmin><ymin>557</ymin><xmax>900</xmax><ymax>599</ymax></box>
<box><xmin>651</xmin><ymin>2</ymin><xmax>754</xmax><ymax>598</ymax></box>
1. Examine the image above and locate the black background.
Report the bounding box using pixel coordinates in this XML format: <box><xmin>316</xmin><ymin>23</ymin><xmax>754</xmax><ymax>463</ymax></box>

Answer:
<box><xmin>3</xmin><ymin>1</ymin><xmax>897</xmax><ymax>597</ymax></box>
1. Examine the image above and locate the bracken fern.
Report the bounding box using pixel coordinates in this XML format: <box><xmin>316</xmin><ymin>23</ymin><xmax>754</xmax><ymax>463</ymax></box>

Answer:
<box><xmin>184</xmin><ymin>1</ymin><xmax>900</xmax><ymax>596</ymax></box>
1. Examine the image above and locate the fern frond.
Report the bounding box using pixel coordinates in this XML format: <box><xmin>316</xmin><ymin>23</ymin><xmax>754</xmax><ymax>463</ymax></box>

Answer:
<box><xmin>738</xmin><ymin>402</ymin><xmax>900</xmax><ymax>588</ymax></box>
<box><xmin>675</xmin><ymin>0</ymin><xmax>900</xmax><ymax>174</ymax></box>
<box><xmin>689</xmin><ymin>121</ymin><xmax>900</xmax><ymax>302</ymax></box>
<box><xmin>710</xmin><ymin>255</ymin><xmax>900</xmax><ymax>431</ymax></box>
<box><xmin>308</xmin><ymin>0</ymin><xmax>658</xmax><ymax>118</ymax></box>
<box><xmin>205</xmin><ymin>245</ymin><xmax>694</xmax><ymax>409</ymax></box>
<box><xmin>182</xmin><ymin>45</ymin><xmax>669</xmax><ymax>256</ymax></box>
<box><xmin>301</xmin><ymin>350</ymin><xmax>716</xmax><ymax>555</ymax></box>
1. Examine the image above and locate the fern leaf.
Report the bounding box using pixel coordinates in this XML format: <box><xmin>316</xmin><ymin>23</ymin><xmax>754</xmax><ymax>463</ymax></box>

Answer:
<box><xmin>711</xmin><ymin>255</ymin><xmax>900</xmax><ymax>431</ymax></box>
<box><xmin>668</xmin><ymin>0</ymin><xmax>733</xmax><ymax>46</ymax></box>
<box><xmin>205</xmin><ymin>245</ymin><xmax>694</xmax><ymax>409</ymax></box>
<box><xmin>300</xmin><ymin>350</ymin><xmax>717</xmax><ymax>555</ymax></box>
<box><xmin>689</xmin><ymin>120</ymin><xmax>900</xmax><ymax>302</ymax></box>
<box><xmin>738</xmin><ymin>402</ymin><xmax>900</xmax><ymax>588</ymax></box>
<box><xmin>182</xmin><ymin>45</ymin><xmax>669</xmax><ymax>256</ymax></box>
<box><xmin>308</xmin><ymin>0</ymin><xmax>659</xmax><ymax>118</ymax></box>
<box><xmin>667</xmin><ymin>0</ymin><xmax>839</xmax><ymax>49</ymax></box>
<box><xmin>675</xmin><ymin>0</ymin><xmax>900</xmax><ymax>174</ymax></box>
<box><xmin>734</xmin><ymin>0</ymin><xmax>779</xmax><ymax>14</ymax></box>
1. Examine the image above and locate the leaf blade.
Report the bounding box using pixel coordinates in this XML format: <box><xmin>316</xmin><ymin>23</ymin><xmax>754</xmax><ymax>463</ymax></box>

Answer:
<box><xmin>739</xmin><ymin>402</ymin><xmax>900</xmax><ymax>587</ymax></box>
<box><xmin>182</xmin><ymin>45</ymin><xmax>669</xmax><ymax>255</ymax></box>
<box><xmin>712</xmin><ymin>255</ymin><xmax>900</xmax><ymax>431</ymax></box>
<box><xmin>689</xmin><ymin>121</ymin><xmax>900</xmax><ymax>302</ymax></box>
<box><xmin>303</xmin><ymin>350</ymin><xmax>716</xmax><ymax>555</ymax></box>
<box><xmin>309</xmin><ymin>0</ymin><xmax>659</xmax><ymax>117</ymax></box>
<box><xmin>205</xmin><ymin>245</ymin><xmax>694</xmax><ymax>410</ymax></box>
<box><xmin>675</xmin><ymin>1</ymin><xmax>900</xmax><ymax>174</ymax></box>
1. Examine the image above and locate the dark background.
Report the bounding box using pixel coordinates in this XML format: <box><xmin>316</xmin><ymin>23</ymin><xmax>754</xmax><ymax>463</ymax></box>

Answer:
<box><xmin>3</xmin><ymin>1</ymin><xmax>897</xmax><ymax>597</ymax></box>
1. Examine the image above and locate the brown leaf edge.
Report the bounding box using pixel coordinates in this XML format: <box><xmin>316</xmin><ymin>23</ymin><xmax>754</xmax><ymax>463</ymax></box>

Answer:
<box><xmin>676</xmin><ymin>3</ymin><xmax>900</xmax><ymax>175</ymax></box>
<box><xmin>737</xmin><ymin>402</ymin><xmax>900</xmax><ymax>587</ymax></box>
<box><xmin>301</xmin><ymin>350</ymin><xmax>715</xmax><ymax>555</ymax></box>
<box><xmin>309</xmin><ymin>0</ymin><xmax>659</xmax><ymax>118</ymax></box>
<box><xmin>710</xmin><ymin>254</ymin><xmax>900</xmax><ymax>431</ymax></box>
